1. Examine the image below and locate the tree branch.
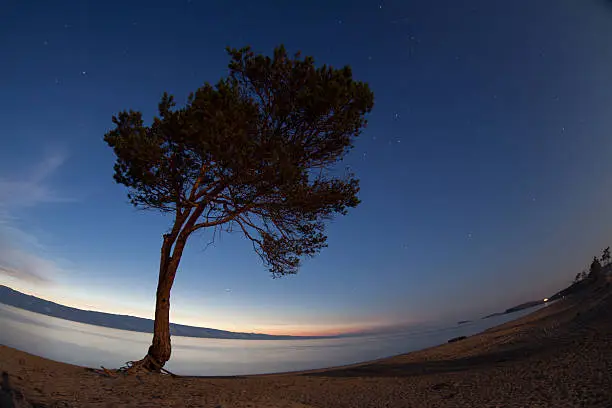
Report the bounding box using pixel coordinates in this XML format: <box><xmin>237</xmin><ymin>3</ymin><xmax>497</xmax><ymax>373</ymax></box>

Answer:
<box><xmin>234</xmin><ymin>217</ymin><xmax>262</xmax><ymax>246</ymax></box>
<box><xmin>190</xmin><ymin>203</ymin><xmax>254</xmax><ymax>233</ymax></box>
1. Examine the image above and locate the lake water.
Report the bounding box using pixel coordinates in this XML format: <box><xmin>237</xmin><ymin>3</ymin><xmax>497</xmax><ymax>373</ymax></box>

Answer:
<box><xmin>0</xmin><ymin>303</ymin><xmax>548</xmax><ymax>376</ymax></box>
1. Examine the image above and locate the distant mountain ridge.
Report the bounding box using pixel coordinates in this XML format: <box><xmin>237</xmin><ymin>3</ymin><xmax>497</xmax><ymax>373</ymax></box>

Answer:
<box><xmin>0</xmin><ymin>285</ymin><xmax>329</xmax><ymax>340</ymax></box>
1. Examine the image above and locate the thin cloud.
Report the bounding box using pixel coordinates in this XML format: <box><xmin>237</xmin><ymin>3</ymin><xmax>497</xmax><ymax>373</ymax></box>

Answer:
<box><xmin>0</xmin><ymin>221</ymin><xmax>46</xmax><ymax>251</ymax></box>
<box><xmin>0</xmin><ymin>264</ymin><xmax>50</xmax><ymax>285</ymax></box>
<box><xmin>0</xmin><ymin>248</ymin><xmax>59</xmax><ymax>285</ymax></box>
<box><xmin>0</xmin><ymin>151</ymin><xmax>74</xmax><ymax>208</ymax></box>
<box><xmin>32</xmin><ymin>151</ymin><xmax>66</xmax><ymax>180</ymax></box>
<box><xmin>0</xmin><ymin>151</ymin><xmax>74</xmax><ymax>287</ymax></box>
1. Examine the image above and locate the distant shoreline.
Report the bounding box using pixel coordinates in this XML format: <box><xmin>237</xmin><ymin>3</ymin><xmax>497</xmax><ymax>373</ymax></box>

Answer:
<box><xmin>0</xmin><ymin>285</ymin><xmax>333</xmax><ymax>340</ymax></box>
<box><xmin>0</xmin><ymin>284</ymin><xmax>555</xmax><ymax>341</ymax></box>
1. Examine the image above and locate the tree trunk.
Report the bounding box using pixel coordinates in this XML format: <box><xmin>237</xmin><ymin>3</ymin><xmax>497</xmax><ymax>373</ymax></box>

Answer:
<box><xmin>144</xmin><ymin>266</ymin><xmax>176</xmax><ymax>370</ymax></box>
<box><xmin>139</xmin><ymin>234</ymin><xmax>189</xmax><ymax>372</ymax></box>
<box><xmin>130</xmin><ymin>206</ymin><xmax>204</xmax><ymax>373</ymax></box>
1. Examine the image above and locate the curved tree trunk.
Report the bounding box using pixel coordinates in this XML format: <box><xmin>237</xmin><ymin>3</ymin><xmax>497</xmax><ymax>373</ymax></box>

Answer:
<box><xmin>144</xmin><ymin>268</ymin><xmax>176</xmax><ymax>370</ymax></box>
<box><xmin>139</xmin><ymin>233</ymin><xmax>188</xmax><ymax>372</ymax></box>
<box><xmin>134</xmin><ymin>206</ymin><xmax>205</xmax><ymax>372</ymax></box>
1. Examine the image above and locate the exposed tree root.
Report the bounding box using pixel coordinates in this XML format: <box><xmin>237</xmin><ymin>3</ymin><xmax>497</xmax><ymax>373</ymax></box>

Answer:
<box><xmin>100</xmin><ymin>366</ymin><xmax>117</xmax><ymax>378</ymax></box>
<box><xmin>118</xmin><ymin>354</ymin><xmax>180</xmax><ymax>378</ymax></box>
<box><xmin>88</xmin><ymin>354</ymin><xmax>180</xmax><ymax>379</ymax></box>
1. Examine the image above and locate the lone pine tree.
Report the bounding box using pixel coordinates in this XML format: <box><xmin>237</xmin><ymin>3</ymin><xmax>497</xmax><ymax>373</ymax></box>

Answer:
<box><xmin>104</xmin><ymin>45</ymin><xmax>374</xmax><ymax>371</ymax></box>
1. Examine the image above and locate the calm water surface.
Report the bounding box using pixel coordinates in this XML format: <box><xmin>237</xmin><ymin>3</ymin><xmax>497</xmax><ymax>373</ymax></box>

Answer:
<box><xmin>0</xmin><ymin>303</ymin><xmax>548</xmax><ymax>376</ymax></box>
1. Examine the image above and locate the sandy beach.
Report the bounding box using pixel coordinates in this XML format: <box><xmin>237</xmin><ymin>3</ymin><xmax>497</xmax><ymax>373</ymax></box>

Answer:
<box><xmin>1</xmin><ymin>282</ymin><xmax>610</xmax><ymax>408</ymax></box>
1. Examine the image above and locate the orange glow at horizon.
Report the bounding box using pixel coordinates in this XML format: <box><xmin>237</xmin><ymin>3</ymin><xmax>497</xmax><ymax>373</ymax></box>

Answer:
<box><xmin>249</xmin><ymin>325</ymin><xmax>368</xmax><ymax>337</ymax></box>
<box><xmin>1</xmin><ymin>280</ymin><xmax>404</xmax><ymax>337</ymax></box>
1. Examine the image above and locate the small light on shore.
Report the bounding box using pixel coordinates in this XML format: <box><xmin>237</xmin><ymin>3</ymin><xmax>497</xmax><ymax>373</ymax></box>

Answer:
<box><xmin>543</xmin><ymin>298</ymin><xmax>549</xmax><ymax>302</ymax></box>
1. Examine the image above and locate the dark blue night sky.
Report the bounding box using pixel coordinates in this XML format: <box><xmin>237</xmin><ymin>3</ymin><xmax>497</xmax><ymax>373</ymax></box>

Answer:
<box><xmin>2</xmin><ymin>0</ymin><xmax>612</xmax><ymax>335</ymax></box>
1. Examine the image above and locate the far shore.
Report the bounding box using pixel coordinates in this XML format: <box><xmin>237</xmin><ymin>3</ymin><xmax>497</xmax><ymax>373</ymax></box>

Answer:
<box><xmin>1</xmin><ymin>280</ymin><xmax>611</xmax><ymax>407</ymax></box>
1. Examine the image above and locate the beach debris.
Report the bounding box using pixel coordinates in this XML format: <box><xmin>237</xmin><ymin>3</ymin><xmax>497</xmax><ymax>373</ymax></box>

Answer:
<box><xmin>447</xmin><ymin>335</ymin><xmax>467</xmax><ymax>343</ymax></box>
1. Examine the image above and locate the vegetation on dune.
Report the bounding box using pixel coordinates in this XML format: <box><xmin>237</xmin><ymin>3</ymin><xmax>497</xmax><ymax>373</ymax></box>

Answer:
<box><xmin>557</xmin><ymin>246</ymin><xmax>611</xmax><ymax>302</ymax></box>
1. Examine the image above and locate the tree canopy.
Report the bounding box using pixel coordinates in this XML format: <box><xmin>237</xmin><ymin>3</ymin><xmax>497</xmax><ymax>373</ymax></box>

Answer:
<box><xmin>589</xmin><ymin>256</ymin><xmax>603</xmax><ymax>281</ymax></box>
<box><xmin>104</xmin><ymin>45</ymin><xmax>374</xmax><ymax>277</ymax></box>
<box><xmin>601</xmin><ymin>246</ymin><xmax>610</xmax><ymax>267</ymax></box>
